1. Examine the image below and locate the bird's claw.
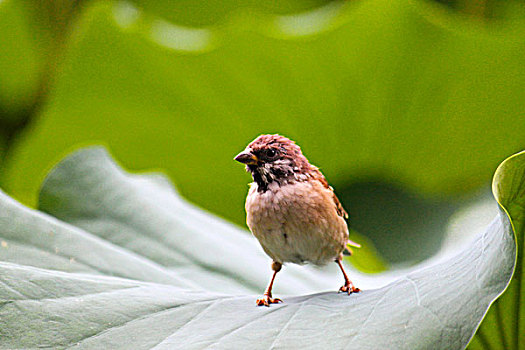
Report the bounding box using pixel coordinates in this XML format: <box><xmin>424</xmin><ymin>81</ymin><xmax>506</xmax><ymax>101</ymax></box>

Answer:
<box><xmin>256</xmin><ymin>295</ymin><xmax>283</xmax><ymax>307</ymax></box>
<box><xmin>339</xmin><ymin>283</ymin><xmax>360</xmax><ymax>295</ymax></box>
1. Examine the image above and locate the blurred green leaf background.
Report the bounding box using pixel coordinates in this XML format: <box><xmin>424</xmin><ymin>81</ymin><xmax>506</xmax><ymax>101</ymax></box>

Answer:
<box><xmin>0</xmin><ymin>0</ymin><xmax>524</xmax><ymax>347</ymax></box>
<box><xmin>0</xmin><ymin>0</ymin><xmax>525</xmax><ymax>263</ymax></box>
<box><xmin>1</xmin><ymin>0</ymin><xmax>524</xmax><ymax>261</ymax></box>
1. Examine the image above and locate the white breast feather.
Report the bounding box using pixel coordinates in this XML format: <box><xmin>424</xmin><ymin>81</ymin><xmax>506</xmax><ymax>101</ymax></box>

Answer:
<box><xmin>245</xmin><ymin>180</ymin><xmax>348</xmax><ymax>266</ymax></box>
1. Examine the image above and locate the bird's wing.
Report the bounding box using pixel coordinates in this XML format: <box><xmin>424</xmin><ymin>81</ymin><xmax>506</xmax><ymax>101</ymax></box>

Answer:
<box><xmin>314</xmin><ymin>171</ymin><xmax>361</xmax><ymax>253</ymax></box>
<box><xmin>313</xmin><ymin>173</ymin><xmax>349</xmax><ymax>220</ymax></box>
<box><xmin>331</xmin><ymin>187</ymin><xmax>349</xmax><ymax>219</ymax></box>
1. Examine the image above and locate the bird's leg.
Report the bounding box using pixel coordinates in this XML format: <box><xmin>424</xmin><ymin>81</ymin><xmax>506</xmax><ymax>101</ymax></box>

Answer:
<box><xmin>336</xmin><ymin>258</ymin><xmax>360</xmax><ymax>294</ymax></box>
<box><xmin>256</xmin><ymin>261</ymin><xmax>283</xmax><ymax>307</ymax></box>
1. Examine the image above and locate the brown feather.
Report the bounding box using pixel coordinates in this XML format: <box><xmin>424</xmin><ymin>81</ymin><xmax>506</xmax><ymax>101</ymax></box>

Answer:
<box><xmin>312</xmin><ymin>170</ymin><xmax>349</xmax><ymax>220</ymax></box>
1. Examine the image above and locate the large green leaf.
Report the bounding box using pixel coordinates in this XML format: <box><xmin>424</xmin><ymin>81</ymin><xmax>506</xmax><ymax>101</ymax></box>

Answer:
<box><xmin>37</xmin><ymin>147</ymin><xmax>350</xmax><ymax>294</ymax></box>
<box><xmin>131</xmin><ymin>0</ymin><xmax>333</xmax><ymax>26</ymax></box>
<box><xmin>3</xmin><ymin>0</ymin><xmax>524</xmax><ymax>229</ymax></box>
<box><xmin>0</xmin><ymin>188</ymin><xmax>194</xmax><ymax>289</ymax></box>
<box><xmin>0</xmin><ymin>147</ymin><xmax>519</xmax><ymax>348</ymax></box>
<box><xmin>0</xmin><ymin>0</ymin><xmax>42</xmax><ymax>123</ymax></box>
<box><xmin>3</xmin><ymin>0</ymin><xmax>324</xmax><ymax>123</ymax></box>
<box><xmin>468</xmin><ymin>150</ymin><xmax>525</xmax><ymax>349</ymax></box>
<box><xmin>0</xmin><ymin>135</ymin><xmax>5</xmax><ymax>162</ymax></box>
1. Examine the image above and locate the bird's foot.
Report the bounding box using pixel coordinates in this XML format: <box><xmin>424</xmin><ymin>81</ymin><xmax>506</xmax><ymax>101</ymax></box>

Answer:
<box><xmin>256</xmin><ymin>295</ymin><xmax>283</xmax><ymax>307</ymax></box>
<box><xmin>339</xmin><ymin>282</ymin><xmax>360</xmax><ymax>295</ymax></box>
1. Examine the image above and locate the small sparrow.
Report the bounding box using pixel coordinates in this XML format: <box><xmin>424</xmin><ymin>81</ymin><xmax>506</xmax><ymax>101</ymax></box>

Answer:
<box><xmin>235</xmin><ymin>134</ymin><xmax>360</xmax><ymax>307</ymax></box>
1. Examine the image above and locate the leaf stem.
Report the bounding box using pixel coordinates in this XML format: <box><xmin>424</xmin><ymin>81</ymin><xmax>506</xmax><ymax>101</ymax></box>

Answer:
<box><xmin>494</xmin><ymin>300</ymin><xmax>508</xmax><ymax>349</ymax></box>
<box><xmin>514</xmin><ymin>223</ymin><xmax>523</xmax><ymax>350</ymax></box>
<box><xmin>475</xmin><ymin>326</ymin><xmax>493</xmax><ymax>350</ymax></box>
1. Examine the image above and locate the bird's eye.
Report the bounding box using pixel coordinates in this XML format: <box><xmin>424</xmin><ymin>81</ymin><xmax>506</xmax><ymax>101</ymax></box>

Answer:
<box><xmin>266</xmin><ymin>148</ymin><xmax>277</xmax><ymax>158</ymax></box>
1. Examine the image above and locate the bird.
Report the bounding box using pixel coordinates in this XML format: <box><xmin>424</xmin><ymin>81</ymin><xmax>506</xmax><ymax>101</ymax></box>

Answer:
<box><xmin>234</xmin><ymin>134</ymin><xmax>360</xmax><ymax>307</ymax></box>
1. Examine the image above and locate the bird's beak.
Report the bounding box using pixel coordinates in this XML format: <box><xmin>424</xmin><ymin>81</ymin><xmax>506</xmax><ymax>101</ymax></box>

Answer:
<box><xmin>234</xmin><ymin>149</ymin><xmax>258</xmax><ymax>165</ymax></box>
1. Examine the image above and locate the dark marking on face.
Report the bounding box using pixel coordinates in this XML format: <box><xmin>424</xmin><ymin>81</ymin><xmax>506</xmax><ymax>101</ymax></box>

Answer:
<box><xmin>248</xmin><ymin>164</ymin><xmax>271</xmax><ymax>192</ymax></box>
<box><xmin>255</xmin><ymin>147</ymin><xmax>280</xmax><ymax>162</ymax></box>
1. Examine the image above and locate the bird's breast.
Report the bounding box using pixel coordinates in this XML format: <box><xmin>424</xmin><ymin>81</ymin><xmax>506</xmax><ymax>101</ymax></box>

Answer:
<box><xmin>245</xmin><ymin>180</ymin><xmax>348</xmax><ymax>265</ymax></box>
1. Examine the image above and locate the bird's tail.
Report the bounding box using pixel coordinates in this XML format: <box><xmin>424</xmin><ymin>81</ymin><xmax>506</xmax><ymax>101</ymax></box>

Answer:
<box><xmin>343</xmin><ymin>239</ymin><xmax>361</xmax><ymax>256</ymax></box>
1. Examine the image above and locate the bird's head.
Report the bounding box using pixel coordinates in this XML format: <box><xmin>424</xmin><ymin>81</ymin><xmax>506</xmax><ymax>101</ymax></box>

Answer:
<box><xmin>234</xmin><ymin>134</ymin><xmax>315</xmax><ymax>191</ymax></box>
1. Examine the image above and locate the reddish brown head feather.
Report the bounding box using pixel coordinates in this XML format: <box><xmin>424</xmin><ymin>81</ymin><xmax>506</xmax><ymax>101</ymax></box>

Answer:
<box><xmin>249</xmin><ymin>134</ymin><xmax>301</xmax><ymax>156</ymax></box>
<box><xmin>248</xmin><ymin>134</ymin><xmax>311</xmax><ymax>171</ymax></box>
